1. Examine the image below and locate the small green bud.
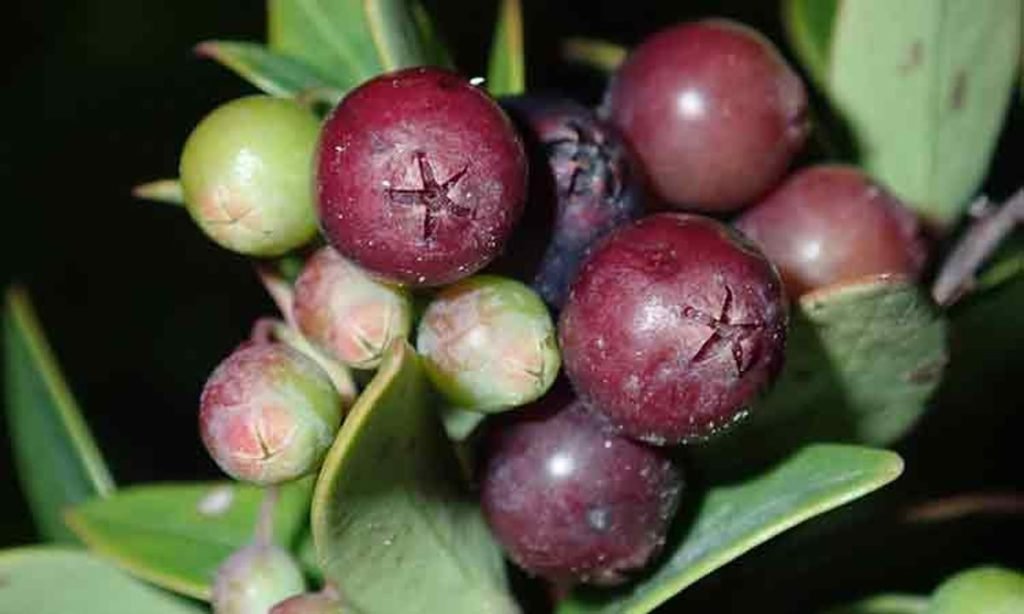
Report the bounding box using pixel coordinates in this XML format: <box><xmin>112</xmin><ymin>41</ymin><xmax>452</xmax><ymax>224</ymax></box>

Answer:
<box><xmin>200</xmin><ymin>342</ymin><xmax>342</xmax><ymax>485</ymax></box>
<box><xmin>180</xmin><ymin>96</ymin><xmax>320</xmax><ymax>256</ymax></box>
<box><xmin>293</xmin><ymin>247</ymin><xmax>413</xmax><ymax>369</ymax></box>
<box><xmin>212</xmin><ymin>544</ymin><xmax>305</xmax><ymax>614</ymax></box>
<box><xmin>929</xmin><ymin>566</ymin><xmax>1024</xmax><ymax>614</ymax></box>
<box><xmin>417</xmin><ymin>275</ymin><xmax>560</xmax><ymax>411</ymax></box>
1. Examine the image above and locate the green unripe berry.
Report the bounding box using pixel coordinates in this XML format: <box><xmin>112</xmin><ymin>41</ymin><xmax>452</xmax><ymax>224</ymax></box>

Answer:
<box><xmin>417</xmin><ymin>275</ymin><xmax>560</xmax><ymax>412</ymax></box>
<box><xmin>180</xmin><ymin>96</ymin><xmax>320</xmax><ymax>256</ymax></box>
<box><xmin>929</xmin><ymin>566</ymin><xmax>1024</xmax><ymax>614</ymax></box>
<box><xmin>212</xmin><ymin>544</ymin><xmax>305</xmax><ymax>614</ymax></box>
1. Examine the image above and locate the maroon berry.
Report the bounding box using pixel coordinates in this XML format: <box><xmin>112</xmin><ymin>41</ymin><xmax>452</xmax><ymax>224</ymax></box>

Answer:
<box><xmin>605</xmin><ymin>19</ymin><xmax>809</xmax><ymax>211</ymax></box>
<box><xmin>316</xmin><ymin>67</ymin><xmax>528</xmax><ymax>286</ymax></box>
<box><xmin>501</xmin><ymin>96</ymin><xmax>644</xmax><ymax>308</ymax></box>
<box><xmin>480</xmin><ymin>387</ymin><xmax>683</xmax><ymax>585</ymax></box>
<box><xmin>559</xmin><ymin>213</ymin><xmax>787</xmax><ymax>444</ymax></box>
<box><xmin>735</xmin><ymin>165</ymin><xmax>928</xmax><ymax>297</ymax></box>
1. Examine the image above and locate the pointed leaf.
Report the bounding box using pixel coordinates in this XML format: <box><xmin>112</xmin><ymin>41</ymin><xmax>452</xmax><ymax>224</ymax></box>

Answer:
<box><xmin>267</xmin><ymin>0</ymin><xmax>429</xmax><ymax>91</ymax></box>
<box><xmin>411</xmin><ymin>0</ymin><xmax>453</xmax><ymax>68</ymax></box>
<box><xmin>781</xmin><ymin>0</ymin><xmax>839</xmax><ymax>87</ymax></box>
<box><xmin>195</xmin><ymin>40</ymin><xmax>342</xmax><ymax>101</ymax></box>
<box><xmin>65</xmin><ymin>479</ymin><xmax>312</xmax><ymax>601</ymax></box>
<box><xmin>0</xmin><ymin>548</ymin><xmax>204</xmax><ymax>614</ymax></box>
<box><xmin>557</xmin><ymin>445</ymin><xmax>904</xmax><ymax>614</ymax></box>
<box><xmin>3</xmin><ymin>287</ymin><xmax>115</xmax><ymax>543</ymax></box>
<box><xmin>131</xmin><ymin>179</ymin><xmax>184</xmax><ymax>206</ymax></box>
<box><xmin>311</xmin><ymin>342</ymin><xmax>516</xmax><ymax>614</ymax></box>
<box><xmin>702</xmin><ymin>277</ymin><xmax>947</xmax><ymax>470</ymax></box>
<box><xmin>826</xmin><ymin>0</ymin><xmax>1022</xmax><ymax>225</ymax></box>
<box><xmin>487</xmin><ymin>0</ymin><xmax>525</xmax><ymax>96</ymax></box>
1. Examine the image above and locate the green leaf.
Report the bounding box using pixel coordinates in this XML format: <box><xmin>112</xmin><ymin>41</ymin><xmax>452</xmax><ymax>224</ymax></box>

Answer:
<box><xmin>0</xmin><ymin>548</ymin><xmax>204</xmax><ymax>614</ymax></box>
<box><xmin>267</xmin><ymin>0</ymin><xmax>429</xmax><ymax>91</ymax></box>
<box><xmin>487</xmin><ymin>0</ymin><xmax>525</xmax><ymax>96</ymax></box>
<box><xmin>311</xmin><ymin>341</ymin><xmax>516</xmax><ymax>614</ymax></box>
<box><xmin>561</xmin><ymin>38</ymin><xmax>627</xmax><ymax>73</ymax></box>
<box><xmin>781</xmin><ymin>0</ymin><xmax>839</xmax><ymax>87</ymax></box>
<box><xmin>65</xmin><ymin>479</ymin><xmax>312</xmax><ymax>601</ymax></box>
<box><xmin>3</xmin><ymin>287</ymin><xmax>115</xmax><ymax>543</ymax></box>
<box><xmin>131</xmin><ymin>179</ymin><xmax>184</xmax><ymax>206</ymax></box>
<box><xmin>826</xmin><ymin>0</ymin><xmax>1022</xmax><ymax>225</ymax></box>
<box><xmin>195</xmin><ymin>40</ymin><xmax>342</xmax><ymax>101</ymax></box>
<box><xmin>411</xmin><ymin>0</ymin><xmax>453</xmax><ymax>68</ymax></box>
<box><xmin>701</xmin><ymin>276</ymin><xmax>947</xmax><ymax>471</ymax></box>
<box><xmin>823</xmin><ymin>594</ymin><xmax>929</xmax><ymax>614</ymax></box>
<box><xmin>557</xmin><ymin>445</ymin><xmax>904</xmax><ymax>614</ymax></box>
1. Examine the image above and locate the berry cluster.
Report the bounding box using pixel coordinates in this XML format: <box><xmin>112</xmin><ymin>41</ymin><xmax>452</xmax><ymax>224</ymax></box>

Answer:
<box><xmin>179</xmin><ymin>17</ymin><xmax>929</xmax><ymax>608</ymax></box>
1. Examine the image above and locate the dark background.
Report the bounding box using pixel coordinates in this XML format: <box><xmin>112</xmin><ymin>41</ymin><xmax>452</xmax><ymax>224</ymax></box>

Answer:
<box><xmin>1</xmin><ymin>1</ymin><xmax>1021</xmax><ymax>612</ymax></box>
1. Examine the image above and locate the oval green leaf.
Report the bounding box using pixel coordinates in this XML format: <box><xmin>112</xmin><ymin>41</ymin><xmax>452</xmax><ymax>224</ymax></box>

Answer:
<box><xmin>267</xmin><ymin>0</ymin><xmax>430</xmax><ymax>91</ymax></box>
<box><xmin>0</xmin><ymin>548</ymin><xmax>203</xmax><ymax>614</ymax></box>
<box><xmin>195</xmin><ymin>40</ymin><xmax>342</xmax><ymax>101</ymax></box>
<box><xmin>487</xmin><ymin>0</ymin><xmax>525</xmax><ymax>96</ymax></box>
<box><xmin>781</xmin><ymin>0</ymin><xmax>839</xmax><ymax>87</ymax></box>
<box><xmin>557</xmin><ymin>444</ymin><xmax>904</xmax><ymax>614</ymax></box>
<box><xmin>411</xmin><ymin>0</ymin><xmax>453</xmax><ymax>68</ymax></box>
<box><xmin>702</xmin><ymin>276</ymin><xmax>947</xmax><ymax>471</ymax></box>
<box><xmin>311</xmin><ymin>341</ymin><xmax>516</xmax><ymax>614</ymax></box>
<box><xmin>826</xmin><ymin>0</ymin><xmax>1022</xmax><ymax>225</ymax></box>
<box><xmin>3</xmin><ymin>287</ymin><xmax>115</xmax><ymax>543</ymax></box>
<box><xmin>65</xmin><ymin>479</ymin><xmax>312</xmax><ymax>601</ymax></box>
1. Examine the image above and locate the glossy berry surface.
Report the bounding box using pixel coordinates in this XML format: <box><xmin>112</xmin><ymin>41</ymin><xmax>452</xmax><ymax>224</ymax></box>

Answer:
<box><xmin>735</xmin><ymin>165</ymin><xmax>928</xmax><ymax>297</ymax></box>
<box><xmin>200</xmin><ymin>342</ymin><xmax>342</xmax><ymax>485</ymax></box>
<box><xmin>317</xmin><ymin>67</ymin><xmax>527</xmax><ymax>287</ymax></box>
<box><xmin>293</xmin><ymin>247</ymin><xmax>413</xmax><ymax>369</ymax></box>
<box><xmin>180</xmin><ymin>96</ymin><xmax>320</xmax><ymax>256</ymax></box>
<box><xmin>502</xmin><ymin>96</ymin><xmax>644</xmax><ymax>308</ymax></box>
<box><xmin>480</xmin><ymin>388</ymin><xmax>683</xmax><ymax>585</ymax></box>
<box><xmin>559</xmin><ymin>213</ymin><xmax>787</xmax><ymax>444</ymax></box>
<box><xmin>417</xmin><ymin>275</ymin><xmax>559</xmax><ymax>411</ymax></box>
<box><xmin>605</xmin><ymin>20</ymin><xmax>809</xmax><ymax>211</ymax></box>
<box><xmin>212</xmin><ymin>544</ymin><xmax>305</xmax><ymax>614</ymax></box>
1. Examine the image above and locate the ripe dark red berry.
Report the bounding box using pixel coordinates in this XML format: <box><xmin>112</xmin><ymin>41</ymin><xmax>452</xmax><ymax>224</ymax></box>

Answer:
<box><xmin>501</xmin><ymin>96</ymin><xmax>644</xmax><ymax>308</ymax></box>
<box><xmin>604</xmin><ymin>19</ymin><xmax>809</xmax><ymax>211</ymax></box>
<box><xmin>735</xmin><ymin>165</ymin><xmax>928</xmax><ymax>297</ymax></box>
<box><xmin>559</xmin><ymin>213</ymin><xmax>787</xmax><ymax>444</ymax></box>
<box><xmin>316</xmin><ymin>67</ymin><xmax>528</xmax><ymax>287</ymax></box>
<box><xmin>480</xmin><ymin>387</ymin><xmax>683</xmax><ymax>586</ymax></box>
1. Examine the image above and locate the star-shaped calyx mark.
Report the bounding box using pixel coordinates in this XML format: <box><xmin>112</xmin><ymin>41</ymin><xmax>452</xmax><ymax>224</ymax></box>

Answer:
<box><xmin>545</xmin><ymin>120</ymin><xmax>622</xmax><ymax>200</ymax></box>
<box><xmin>386</xmin><ymin>151</ymin><xmax>471</xmax><ymax>240</ymax></box>
<box><xmin>682</xmin><ymin>284</ymin><xmax>765</xmax><ymax>376</ymax></box>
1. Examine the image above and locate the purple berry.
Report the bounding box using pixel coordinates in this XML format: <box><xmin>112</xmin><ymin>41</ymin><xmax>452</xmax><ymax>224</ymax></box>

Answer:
<box><xmin>605</xmin><ymin>19</ymin><xmax>809</xmax><ymax>211</ymax></box>
<box><xmin>735</xmin><ymin>165</ymin><xmax>928</xmax><ymax>297</ymax></box>
<box><xmin>316</xmin><ymin>67</ymin><xmax>528</xmax><ymax>287</ymax></box>
<box><xmin>559</xmin><ymin>213</ymin><xmax>787</xmax><ymax>444</ymax></box>
<box><xmin>480</xmin><ymin>387</ymin><xmax>683</xmax><ymax>585</ymax></box>
<box><xmin>502</xmin><ymin>96</ymin><xmax>644</xmax><ymax>308</ymax></box>
<box><xmin>199</xmin><ymin>342</ymin><xmax>342</xmax><ymax>485</ymax></box>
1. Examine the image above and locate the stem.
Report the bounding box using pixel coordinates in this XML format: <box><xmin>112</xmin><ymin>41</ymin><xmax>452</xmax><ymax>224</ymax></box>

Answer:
<box><xmin>254</xmin><ymin>485</ymin><xmax>280</xmax><ymax>548</ymax></box>
<box><xmin>903</xmin><ymin>492</ymin><xmax>1024</xmax><ymax>523</ymax></box>
<box><xmin>271</xmin><ymin>321</ymin><xmax>358</xmax><ymax>405</ymax></box>
<box><xmin>561</xmin><ymin>38</ymin><xmax>628</xmax><ymax>73</ymax></box>
<box><xmin>932</xmin><ymin>188</ymin><xmax>1024</xmax><ymax>306</ymax></box>
<box><xmin>256</xmin><ymin>264</ymin><xmax>297</xmax><ymax>327</ymax></box>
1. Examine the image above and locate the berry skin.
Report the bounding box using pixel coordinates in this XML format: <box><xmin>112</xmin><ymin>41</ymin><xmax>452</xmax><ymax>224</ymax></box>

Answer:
<box><xmin>180</xmin><ymin>96</ymin><xmax>320</xmax><ymax>256</ymax></box>
<box><xmin>200</xmin><ymin>342</ymin><xmax>342</xmax><ymax>485</ymax></box>
<box><xmin>501</xmin><ymin>96</ymin><xmax>644</xmax><ymax>309</ymax></box>
<box><xmin>316</xmin><ymin>67</ymin><xmax>527</xmax><ymax>287</ymax></box>
<box><xmin>559</xmin><ymin>213</ymin><xmax>787</xmax><ymax>444</ymax></box>
<box><xmin>293</xmin><ymin>247</ymin><xmax>413</xmax><ymax>370</ymax></box>
<box><xmin>270</xmin><ymin>590</ymin><xmax>342</xmax><ymax>614</ymax></box>
<box><xmin>929</xmin><ymin>567</ymin><xmax>1024</xmax><ymax>614</ymax></box>
<box><xmin>417</xmin><ymin>275</ymin><xmax>559</xmax><ymax>411</ymax></box>
<box><xmin>480</xmin><ymin>387</ymin><xmax>683</xmax><ymax>585</ymax></box>
<box><xmin>212</xmin><ymin>544</ymin><xmax>305</xmax><ymax>614</ymax></box>
<box><xmin>734</xmin><ymin>165</ymin><xmax>928</xmax><ymax>297</ymax></box>
<box><xmin>604</xmin><ymin>19</ymin><xmax>809</xmax><ymax>211</ymax></box>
